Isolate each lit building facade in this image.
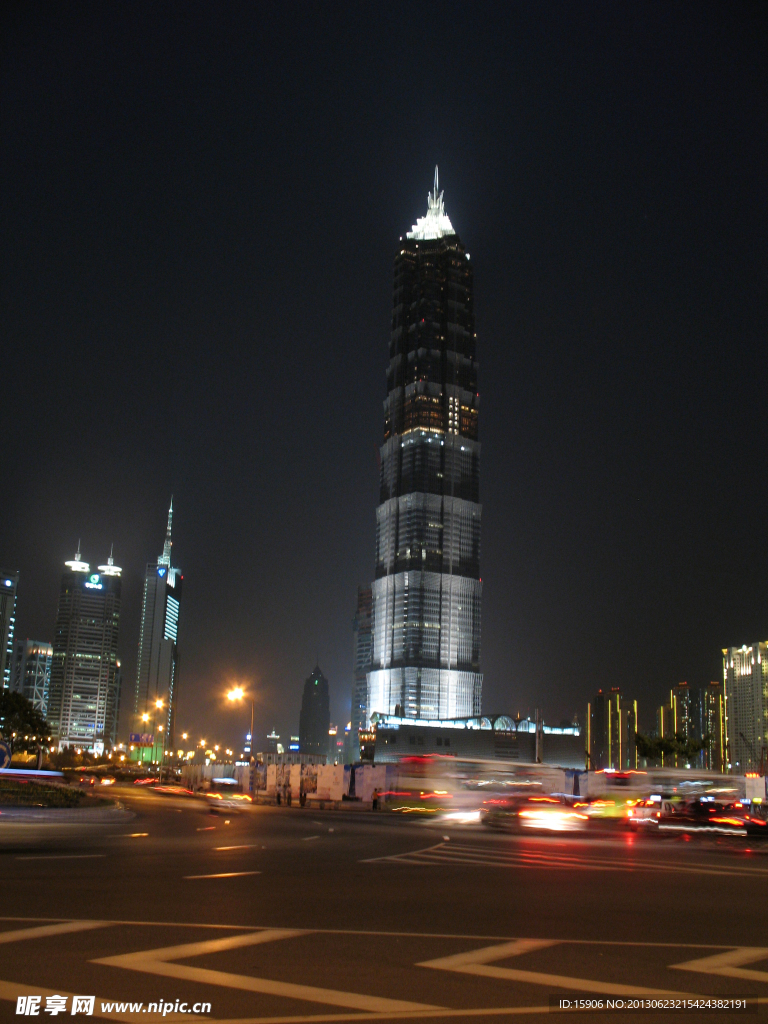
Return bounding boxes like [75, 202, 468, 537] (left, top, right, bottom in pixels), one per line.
[587, 689, 638, 770]
[11, 639, 52, 716]
[367, 169, 482, 723]
[299, 665, 330, 756]
[0, 570, 19, 690]
[370, 713, 583, 768]
[723, 643, 768, 772]
[48, 547, 122, 752]
[134, 500, 182, 750]
[656, 682, 694, 768]
[699, 680, 726, 772]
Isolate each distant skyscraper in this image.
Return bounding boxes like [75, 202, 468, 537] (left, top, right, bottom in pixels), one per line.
[366, 169, 482, 723]
[656, 683, 694, 768]
[48, 547, 122, 752]
[699, 680, 726, 772]
[299, 665, 330, 757]
[134, 499, 182, 749]
[587, 688, 637, 770]
[12, 639, 52, 716]
[350, 585, 372, 757]
[723, 643, 768, 772]
[0, 570, 19, 690]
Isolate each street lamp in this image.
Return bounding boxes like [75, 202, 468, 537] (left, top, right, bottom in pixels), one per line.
[227, 686, 254, 764]
[155, 699, 167, 779]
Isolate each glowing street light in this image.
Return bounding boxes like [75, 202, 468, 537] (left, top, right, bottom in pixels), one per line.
[227, 686, 254, 764]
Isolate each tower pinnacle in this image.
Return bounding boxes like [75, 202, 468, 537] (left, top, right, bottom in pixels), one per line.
[159, 497, 173, 567]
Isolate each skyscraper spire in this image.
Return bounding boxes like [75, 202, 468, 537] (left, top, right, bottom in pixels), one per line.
[160, 497, 173, 566]
[407, 165, 454, 240]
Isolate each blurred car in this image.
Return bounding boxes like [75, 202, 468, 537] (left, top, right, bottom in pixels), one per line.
[205, 778, 251, 813]
[626, 795, 663, 828]
[481, 794, 588, 832]
[656, 796, 768, 838]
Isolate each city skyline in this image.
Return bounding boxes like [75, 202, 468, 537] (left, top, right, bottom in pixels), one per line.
[2, 5, 766, 749]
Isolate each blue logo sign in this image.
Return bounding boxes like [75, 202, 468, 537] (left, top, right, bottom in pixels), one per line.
[157, 568, 166, 577]
[0, 740, 11, 768]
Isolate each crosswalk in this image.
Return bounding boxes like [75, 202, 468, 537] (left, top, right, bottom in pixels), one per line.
[365, 840, 768, 878]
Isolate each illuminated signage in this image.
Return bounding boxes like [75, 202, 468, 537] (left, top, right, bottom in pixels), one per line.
[85, 574, 103, 590]
[157, 567, 166, 577]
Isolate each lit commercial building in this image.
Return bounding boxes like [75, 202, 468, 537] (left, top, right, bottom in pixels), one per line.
[587, 689, 638, 770]
[723, 643, 768, 772]
[134, 500, 182, 751]
[48, 547, 122, 752]
[369, 713, 583, 768]
[0, 570, 19, 690]
[656, 682, 694, 768]
[299, 665, 330, 756]
[699, 680, 726, 772]
[11, 640, 52, 716]
[350, 585, 372, 759]
[367, 169, 482, 723]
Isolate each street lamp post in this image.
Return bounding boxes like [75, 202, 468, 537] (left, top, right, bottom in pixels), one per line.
[155, 699, 166, 781]
[227, 686, 254, 765]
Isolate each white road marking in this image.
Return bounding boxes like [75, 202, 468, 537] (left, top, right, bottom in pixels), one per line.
[184, 871, 261, 879]
[0, 920, 107, 943]
[93, 929, 444, 1013]
[16, 853, 106, 860]
[302, 835, 319, 841]
[365, 841, 768, 878]
[419, 939, 697, 998]
[672, 946, 768, 983]
[215, 844, 260, 850]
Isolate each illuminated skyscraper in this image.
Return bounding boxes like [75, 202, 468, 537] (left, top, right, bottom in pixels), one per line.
[723, 642, 768, 772]
[48, 547, 122, 752]
[0, 570, 19, 690]
[366, 169, 482, 722]
[134, 500, 182, 752]
[587, 688, 638, 770]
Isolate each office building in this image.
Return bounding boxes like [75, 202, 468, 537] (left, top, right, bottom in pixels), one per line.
[11, 639, 52, 716]
[0, 571, 19, 690]
[48, 547, 122, 752]
[699, 680, 726, 772]
[370, 713, 583, 768]
[350, 585, 372, 759]
[723, 643, 768, 772]
[299, 665, 330, 756]
[587, 688, 638, 770]
[134, 500, 182, 749]
[367, 169, 482, 723]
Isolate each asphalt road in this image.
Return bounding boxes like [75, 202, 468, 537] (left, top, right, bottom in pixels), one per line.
[2, 787, 767, 1023]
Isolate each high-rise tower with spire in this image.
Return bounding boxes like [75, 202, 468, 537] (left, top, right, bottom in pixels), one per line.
[133, 499, 183, 757]
[365, 169, 482, 722]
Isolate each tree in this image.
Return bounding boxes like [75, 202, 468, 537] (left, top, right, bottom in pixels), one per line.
[636, 731, 711, 765]
[0, 691, 51, 755]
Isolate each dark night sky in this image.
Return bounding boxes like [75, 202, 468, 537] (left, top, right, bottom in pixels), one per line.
[2, 1, 766, 749]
